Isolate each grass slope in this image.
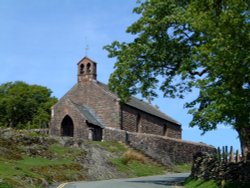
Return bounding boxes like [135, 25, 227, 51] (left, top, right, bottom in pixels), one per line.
[1, 130, 183, 188]
[184, 178, 250, 188]
[0, 140, 86, 188]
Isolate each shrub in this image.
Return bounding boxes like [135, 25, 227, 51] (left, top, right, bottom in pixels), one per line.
[122, 149, 146, 164]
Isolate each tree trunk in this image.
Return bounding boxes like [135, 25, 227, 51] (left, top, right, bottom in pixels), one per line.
[237, 127, 250, 162]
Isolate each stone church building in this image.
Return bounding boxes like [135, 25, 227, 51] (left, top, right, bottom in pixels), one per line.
[50, 57, 182, 141]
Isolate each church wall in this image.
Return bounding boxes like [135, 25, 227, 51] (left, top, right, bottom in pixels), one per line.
[50, 99, 89, 139]
[66, 82, 121, 129]
[50, 57, 182, 140]
[121, 105, 181, 139]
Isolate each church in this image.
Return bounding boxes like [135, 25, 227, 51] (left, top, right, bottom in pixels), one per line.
[50, 57, 182, 141]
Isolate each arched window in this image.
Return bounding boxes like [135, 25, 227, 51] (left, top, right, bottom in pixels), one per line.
[61, 115, 74, 137]
[87, 63, 91, 73]
[80, 64, 84, 74]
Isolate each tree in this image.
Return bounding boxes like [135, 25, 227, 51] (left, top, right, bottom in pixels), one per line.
[0, 81, 57, 129]
[104, 0, 250, 159]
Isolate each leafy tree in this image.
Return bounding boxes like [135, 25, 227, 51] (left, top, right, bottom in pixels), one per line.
[105, 0, 250, 159]
[0, 81, 57, 129]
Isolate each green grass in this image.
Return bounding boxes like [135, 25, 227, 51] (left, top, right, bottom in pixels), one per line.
[112, 157, 166, 177]
[0, 182, 13, 188]
[94, 141, 191, 177]
[185, 178, 219, 188]
[49, 143, 71, 155]
[17, 156, 71, 166]
[0, 130, 191, 187]
[170, 163, 192, 173]
[91, 141, 167, 177]
[0, 140, 86, 187]
[48, 143, 85, 160]
[184, 178, 250, 188]
[90, 141, 127, 154]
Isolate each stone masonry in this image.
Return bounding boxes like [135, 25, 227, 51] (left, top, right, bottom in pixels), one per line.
[103, 127, 215, 165]
[50, 56, 182, 140]
[50, 56, 215, 164]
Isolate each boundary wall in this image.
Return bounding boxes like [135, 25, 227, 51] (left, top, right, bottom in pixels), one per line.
[103, 127, 216, 165]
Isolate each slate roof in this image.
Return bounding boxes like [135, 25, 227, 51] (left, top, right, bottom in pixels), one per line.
[71, 101, 104, 128]
[97, 82, 181, 125]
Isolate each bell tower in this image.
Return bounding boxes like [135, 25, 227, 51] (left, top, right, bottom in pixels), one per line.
[77, 57, 97, 82]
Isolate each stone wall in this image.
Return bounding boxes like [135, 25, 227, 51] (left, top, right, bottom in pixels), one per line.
[50, 80, 182, 140]
[191, 152, 250, 183]
[50, 99, 88, 138]
[50, 81, 122, 138]
[121, 105, 181, 139]
[103, 128, 215, 165]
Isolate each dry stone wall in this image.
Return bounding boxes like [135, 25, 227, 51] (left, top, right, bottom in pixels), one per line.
[191, 152, 250, 183]
[103, 128, 216, 165]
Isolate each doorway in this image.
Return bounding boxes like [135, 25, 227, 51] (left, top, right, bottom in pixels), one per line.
[61, 115, 74, 137]
[88, 123, 103, 141]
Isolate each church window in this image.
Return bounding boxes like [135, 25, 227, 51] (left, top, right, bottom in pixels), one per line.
[80, 64, 84, 74]
[163, 125, 168, 136]
[87, 63, 91, 73]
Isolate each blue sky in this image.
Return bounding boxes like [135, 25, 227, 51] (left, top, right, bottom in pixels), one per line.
[0, 0, 240, 151]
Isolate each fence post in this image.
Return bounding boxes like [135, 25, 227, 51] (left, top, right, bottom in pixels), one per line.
[236, 149, 240, 163]
[222, 146, 225, 162]
[229, 146, 234, 163]
[217, 147, 221, 161]
[225, 146, 228, 163]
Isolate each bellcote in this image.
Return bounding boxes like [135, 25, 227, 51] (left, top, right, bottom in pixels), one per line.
[77, 57, 97, 82]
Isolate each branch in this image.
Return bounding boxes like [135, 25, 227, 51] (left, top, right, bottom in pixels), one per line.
[189, 69, 208, 76]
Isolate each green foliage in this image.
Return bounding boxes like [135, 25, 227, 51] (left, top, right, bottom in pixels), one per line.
[0, 81, 57, 129]
[105, 0, 250, 151]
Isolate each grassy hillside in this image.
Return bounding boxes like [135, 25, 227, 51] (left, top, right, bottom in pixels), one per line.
[0, 128, 176, 188]
[0, 130, 86, 188]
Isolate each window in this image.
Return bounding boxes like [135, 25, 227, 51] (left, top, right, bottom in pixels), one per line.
[87, 63, 91, 73]
[163, 125, 168, 136]
[136, 114, 141, 132]
[80, 64, 84, 74]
